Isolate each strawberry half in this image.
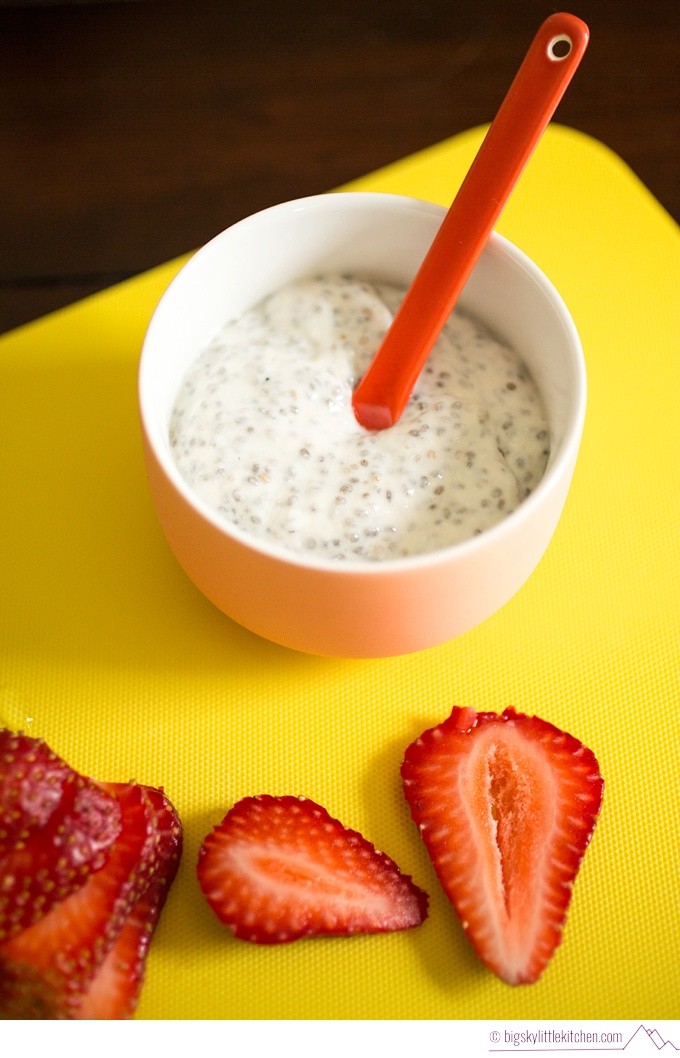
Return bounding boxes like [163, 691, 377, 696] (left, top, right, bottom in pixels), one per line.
[0, 730, 122, 939]
[197, 794, 428, 944]
[401, 707, 603, 985]
[0, 779, 182, 1019]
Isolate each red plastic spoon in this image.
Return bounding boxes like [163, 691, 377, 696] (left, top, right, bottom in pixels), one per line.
[352, 12, 589, 431]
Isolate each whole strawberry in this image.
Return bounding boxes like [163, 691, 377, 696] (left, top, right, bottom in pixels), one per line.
[401, 706, 603, 985]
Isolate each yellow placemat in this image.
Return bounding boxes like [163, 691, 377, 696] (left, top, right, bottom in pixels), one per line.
[1, 125, 678, 1020]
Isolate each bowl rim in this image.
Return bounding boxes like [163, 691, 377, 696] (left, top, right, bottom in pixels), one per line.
[138, 191, 587, 576]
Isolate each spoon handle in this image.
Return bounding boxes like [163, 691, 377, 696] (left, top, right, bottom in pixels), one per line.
[353, 12, 589, 430]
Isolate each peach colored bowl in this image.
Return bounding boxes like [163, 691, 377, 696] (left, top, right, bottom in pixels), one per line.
[138, 192, 586, 658]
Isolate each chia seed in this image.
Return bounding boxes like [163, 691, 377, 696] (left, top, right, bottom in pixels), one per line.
[169, 273, 550, 561]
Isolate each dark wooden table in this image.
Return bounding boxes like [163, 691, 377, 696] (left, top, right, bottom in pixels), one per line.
[1, 0, 677, 336]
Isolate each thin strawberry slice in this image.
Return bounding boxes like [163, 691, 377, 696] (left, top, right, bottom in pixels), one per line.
[197, 794, 428, 944]
[401, 707, 603, 985]
[0, 782, 163, 1018]
[0, 731, 122, 938]
[0, 783, 121, 938]
[0, 731, 74, 843]
[74, 786, 182, 1020]
[72, 873, 166, 1019]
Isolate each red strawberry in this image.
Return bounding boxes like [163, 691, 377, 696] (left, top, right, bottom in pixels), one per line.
[0, 731, 74, 842]
[197, 794, 428, 944]
[73, 873, 166, 1019]
[0, 730, 122, 939]
[401, 707, 603, 985]
[74, 786, 182, 1020]
[0, 780, 182, 1019]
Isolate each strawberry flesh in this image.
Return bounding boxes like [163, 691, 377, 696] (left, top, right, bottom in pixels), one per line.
[0, 731, 122, 938]
[401, 707, 603, 985]
[0, 782, 155, 1016]
[0, 736, 184, 1015]
[1, 775, 122, 938]
[197, 794, 428, 944]
[0, 731, 121, 918]
[75, 786, 182, 1019]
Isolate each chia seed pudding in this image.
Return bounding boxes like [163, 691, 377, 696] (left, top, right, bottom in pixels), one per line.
[168, 273, 550, 561]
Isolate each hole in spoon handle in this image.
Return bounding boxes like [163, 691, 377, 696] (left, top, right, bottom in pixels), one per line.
[548, 34, 574, 60]
[352, 12, 589, 431]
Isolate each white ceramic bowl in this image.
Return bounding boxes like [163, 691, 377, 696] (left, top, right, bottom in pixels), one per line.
[139, 192, 586, 657]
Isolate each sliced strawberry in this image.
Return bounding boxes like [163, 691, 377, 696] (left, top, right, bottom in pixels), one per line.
[72, 874, 165, 1019]
[0, 782, 169, 1018]
[0, 782, 122, 939]
[0, 730, 74, 843]
[401, 707, 603, 985]
[197, 794, 428, 944]
[74, 786, 182, 1020]
[0, 731, 122, 938]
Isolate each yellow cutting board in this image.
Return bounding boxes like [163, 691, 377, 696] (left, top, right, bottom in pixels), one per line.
[1, 125, 678, 1020]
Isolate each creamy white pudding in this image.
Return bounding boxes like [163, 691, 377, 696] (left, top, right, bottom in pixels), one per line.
[169, 273, 549, 561]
